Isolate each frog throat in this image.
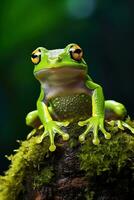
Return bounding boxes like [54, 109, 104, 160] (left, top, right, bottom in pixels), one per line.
[34, 67, 87, 84]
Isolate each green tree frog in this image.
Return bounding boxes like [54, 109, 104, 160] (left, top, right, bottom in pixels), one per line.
[26, 43, 134, 151]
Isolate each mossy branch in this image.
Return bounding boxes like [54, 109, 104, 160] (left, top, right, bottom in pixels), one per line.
[0, 133, 49, 200]
[0, 121, 134, 199]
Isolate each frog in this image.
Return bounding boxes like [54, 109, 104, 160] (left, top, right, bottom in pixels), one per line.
[26, 43, 134, 152]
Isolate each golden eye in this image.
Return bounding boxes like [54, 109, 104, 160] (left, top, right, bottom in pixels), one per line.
[69, 44, 83, 61]
[31, 49, 41, 65]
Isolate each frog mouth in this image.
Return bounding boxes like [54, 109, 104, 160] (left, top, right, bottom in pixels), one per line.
[34, 67, 86, 83]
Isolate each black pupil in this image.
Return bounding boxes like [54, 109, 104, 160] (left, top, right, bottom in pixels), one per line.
[31, 54, 38, 58]
[74, 49, 81, 54]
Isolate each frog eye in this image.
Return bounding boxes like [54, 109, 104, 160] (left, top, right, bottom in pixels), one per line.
[31, 49, 41, 65]
[69, 44, 83, 61]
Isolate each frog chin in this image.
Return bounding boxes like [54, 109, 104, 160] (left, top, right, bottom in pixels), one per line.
[34, 67, 86, 84]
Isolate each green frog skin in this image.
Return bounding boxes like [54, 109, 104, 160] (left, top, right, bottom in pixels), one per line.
[26, 43, 134, 151]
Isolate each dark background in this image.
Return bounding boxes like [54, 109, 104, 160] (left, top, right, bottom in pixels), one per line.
[0, 0, 134, 174]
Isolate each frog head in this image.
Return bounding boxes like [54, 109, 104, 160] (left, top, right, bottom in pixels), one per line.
[31, 43, 88, 82]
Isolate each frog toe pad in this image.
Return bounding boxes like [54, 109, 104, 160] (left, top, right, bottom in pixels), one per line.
[78, 116, 111, 145]
[109, 120, 134, 133]
[37, 120, 70, 152]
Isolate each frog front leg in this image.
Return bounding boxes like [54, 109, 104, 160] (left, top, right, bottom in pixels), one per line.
[78, 78, 111, 145]
[36, 88, 70, 151]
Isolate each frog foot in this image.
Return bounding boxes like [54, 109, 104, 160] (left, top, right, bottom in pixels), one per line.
[37, 120, 70, 152]
[108, 120, 134, 133]
[78, 116, 111, 145]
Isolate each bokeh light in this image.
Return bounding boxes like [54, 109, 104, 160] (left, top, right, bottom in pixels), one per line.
[66, 0, 96, 18]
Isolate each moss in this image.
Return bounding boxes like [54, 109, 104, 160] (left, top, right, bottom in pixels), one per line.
[79, 128, 134, 198]
[85, 191, 95, 200]
[1, 120, 134, 200]
[79, 131, 134, 177]
[33, 166, 54, 189]
[0, 132, 49, 200]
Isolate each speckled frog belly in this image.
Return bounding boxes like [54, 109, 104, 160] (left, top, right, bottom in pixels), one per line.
[49, 93, 92, 122]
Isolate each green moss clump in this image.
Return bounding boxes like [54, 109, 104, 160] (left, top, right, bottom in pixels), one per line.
[79, 130, 134, 199]
[79, 131, 134, 177]
[85, 191, 95, 200]
[33, 167, 54, 189]
[0, 133, 49, 200]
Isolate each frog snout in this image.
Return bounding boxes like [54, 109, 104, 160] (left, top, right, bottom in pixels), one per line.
[47, 56, 62, 64]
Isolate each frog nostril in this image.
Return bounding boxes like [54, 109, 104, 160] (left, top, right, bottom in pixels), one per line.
[57, 56, 62, 61]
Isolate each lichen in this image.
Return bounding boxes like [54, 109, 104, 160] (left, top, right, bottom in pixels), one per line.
[0, 132, 49, 200]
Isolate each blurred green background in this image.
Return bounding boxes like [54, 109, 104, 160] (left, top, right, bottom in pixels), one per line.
[0, 0, 134, 173]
